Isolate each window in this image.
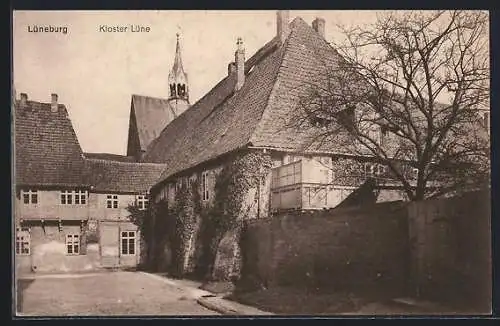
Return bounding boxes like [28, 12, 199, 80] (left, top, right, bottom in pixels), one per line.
[66, 234, 80, 255]
[106, 195, 118, 208]
[169, 84, 176, 97]
[380, 125, 388, 145]
[376, 164, 386, 176]
[202, 171, 210, 201]
[16, 227, 30, 255]
[364, 163, 376, 176]
[60, 190, 87, 205]
[178, 84, 186, 97]
[310, 116, 333, 128]
[136, 195, 149, 210]
[272, 161, 302, 189]
[121, 231, 136, 255]
[175, 180, 181, 193]
[482, 112, 490, 134]
[22, 189, 38, 205]
[74, 190, 87, 205]
[338, 106, 356, 130]
[483, 112, 489, 127]
[61, 191, 72, 204]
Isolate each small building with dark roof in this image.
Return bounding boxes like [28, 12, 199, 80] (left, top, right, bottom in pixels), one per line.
[14, 93, 166, 273]
[84, 158, 166, 268]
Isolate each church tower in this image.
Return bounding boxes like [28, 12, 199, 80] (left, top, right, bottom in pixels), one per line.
[168, 33, 190, 116]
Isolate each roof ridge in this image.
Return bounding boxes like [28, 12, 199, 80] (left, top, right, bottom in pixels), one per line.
[150, 74, 236, 148]
[85, 158, 166, 166]
[132, 93, 169, 101]
[151, 37, 282, 147]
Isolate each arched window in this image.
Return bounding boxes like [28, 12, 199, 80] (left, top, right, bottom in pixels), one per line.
[177, 84, 186, 97]
[169, 84, 176, 97]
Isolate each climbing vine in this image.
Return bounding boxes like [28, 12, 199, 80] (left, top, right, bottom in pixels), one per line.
[169, 180, 201, 277]
[147, 151, 273, 280]
[126, 202, 152, 269]
[199, 151, 273, 280]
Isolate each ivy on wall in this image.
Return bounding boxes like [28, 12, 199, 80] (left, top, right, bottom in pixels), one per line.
[148, 150, 273, 281]
[126, 203, 151, 269]
[199, 151, 273, 280]
[169, 181, 201, 277]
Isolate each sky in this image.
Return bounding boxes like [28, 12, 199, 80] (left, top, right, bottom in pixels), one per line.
[12, 10, 389, 154]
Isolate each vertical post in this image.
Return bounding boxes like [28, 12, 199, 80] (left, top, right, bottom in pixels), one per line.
[118, 224, 121, 268]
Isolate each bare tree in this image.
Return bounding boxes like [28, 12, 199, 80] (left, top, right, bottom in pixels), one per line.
[292, 10, 490, 201]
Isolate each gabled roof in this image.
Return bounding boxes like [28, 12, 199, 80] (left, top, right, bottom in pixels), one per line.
[14, 99, 88, 187]
[249, 18, 346, 152]
[127, 94, 178, 153]
[84, 158, 166, 193]
[143, 17, 345, 185]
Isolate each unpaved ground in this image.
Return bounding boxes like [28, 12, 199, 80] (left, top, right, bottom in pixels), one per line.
[16, 271, 219, 316]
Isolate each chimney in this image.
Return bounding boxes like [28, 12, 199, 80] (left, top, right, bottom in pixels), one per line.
[234, 38, 245, 91]
[20, 93, 28, 108]
[312, 17, 326, 38]
[228, 62, 236, 76]
[277, 10, 290, 44]
[51, 93, 58, 112]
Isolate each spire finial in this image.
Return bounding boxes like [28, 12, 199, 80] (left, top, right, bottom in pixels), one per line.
[168, 30, 189, 103]
[236, 37, 244, 51]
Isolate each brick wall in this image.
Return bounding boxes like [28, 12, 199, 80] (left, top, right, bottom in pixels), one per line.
[240, 201, 410, 294]
[408, 189, 491, 311]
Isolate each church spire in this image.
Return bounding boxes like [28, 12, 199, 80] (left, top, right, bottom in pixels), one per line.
[168, 33, 189, 103]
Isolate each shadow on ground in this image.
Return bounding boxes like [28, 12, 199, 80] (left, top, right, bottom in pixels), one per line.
[227, 286, 451, 315]
[16, 279, 35, 314]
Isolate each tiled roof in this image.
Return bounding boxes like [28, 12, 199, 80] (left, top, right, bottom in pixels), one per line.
[143, 17, 344, 185]
[14, 100, 88, 187]
[128, 94, 178, 153]
[249, 18, 346, 152]
[84, 152, 137, 162]
[84, 158, 166, 193]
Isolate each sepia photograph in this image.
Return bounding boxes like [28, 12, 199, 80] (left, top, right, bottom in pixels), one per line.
[12, 9, 491, 317]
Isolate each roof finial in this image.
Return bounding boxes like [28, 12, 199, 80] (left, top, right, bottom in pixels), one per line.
[236, 37, 244, 51]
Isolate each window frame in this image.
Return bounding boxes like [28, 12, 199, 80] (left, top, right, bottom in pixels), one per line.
[65, 233, 80, 255]
[364, 163, 376, 176]
[60, 190, 87, 205]
[120, 231, 136, 256]
[22, 189, 38, 205]
[201, 171, 210, 201]
[74, 190, 87, 205]
[106, 194, 119, 209]
[136, 194, 149, 210]
[60, 190, 72, 205]
[16, 227, 31, 255]
[375, 164, 387, 176]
